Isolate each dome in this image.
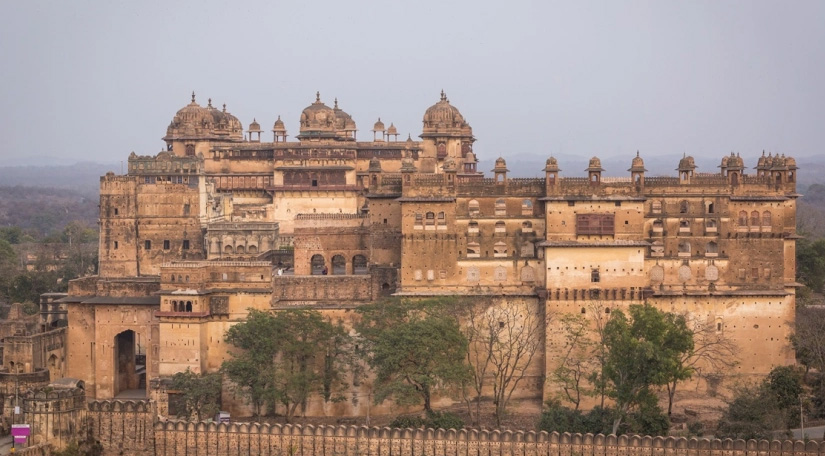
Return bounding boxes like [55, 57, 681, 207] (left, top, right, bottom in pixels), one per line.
[272, 115, 286, 133]
[677, 155, 696, 171]
[720, 156, 729, 168]
[544, 156, 560, 172]
[164, 92, 244, 142]
[628, 151, 647, 172]
[495, 157, 507, 167]
[372, 118, 386, 132]
[298, 92, 336, 138]
[771, 154, 788, 171]
[585, 156, 604, 172]
[421, 90, 473, 139]
[248, 118, 261, 132]
[368, 157, 382, 172]
[464, 151, 477, 164]
[756, 151, 769, 169]
[332, 98, 357, 134]
[387, 123, 398, 136]
[785, 155, 797, 169]
[725, 152, 744, 170]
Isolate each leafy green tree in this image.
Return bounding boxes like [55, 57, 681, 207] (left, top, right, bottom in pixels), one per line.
[716, 382, 786, 440]
[551, 313, 597, 410]
[797, 239, 825, 293]
[355, 298, 471, 413]
[170, 368, 222, 421]
[222, 309, 352, 421]
[793, 306, 825, 374]
[596, 304, 693, 434]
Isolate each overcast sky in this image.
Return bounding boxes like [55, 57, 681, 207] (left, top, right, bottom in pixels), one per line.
[1, 1, 823, 170]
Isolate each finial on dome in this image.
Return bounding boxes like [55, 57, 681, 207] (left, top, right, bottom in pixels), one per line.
[207, 98, 212, 108]
[440, 90, 446, 101]
[223, 103, 227, 112]
[636, 150, 640, 157]
[316, 91, 320, 102]
[191, 91, 196, 102]
[334, 98, 338, 109]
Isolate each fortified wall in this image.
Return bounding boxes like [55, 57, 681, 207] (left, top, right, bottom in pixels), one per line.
[149, 422, 825, 456]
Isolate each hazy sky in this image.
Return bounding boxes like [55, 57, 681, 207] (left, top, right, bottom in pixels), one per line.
[1, 1, 823, 169]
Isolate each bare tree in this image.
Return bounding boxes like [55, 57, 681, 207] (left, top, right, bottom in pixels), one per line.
[664, 316, 739, 416]
[459, 299, 494, 425]
[551, 313, 596, 410]
[791, 306, 825, 374]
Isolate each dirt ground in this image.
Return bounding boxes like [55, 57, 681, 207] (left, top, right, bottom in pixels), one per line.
[238, 392, 727, 435]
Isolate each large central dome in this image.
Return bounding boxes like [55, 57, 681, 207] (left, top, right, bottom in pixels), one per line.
[421, 90, 473, 139]
[297, 92, 357, 141]
[164, 93, 243, 142]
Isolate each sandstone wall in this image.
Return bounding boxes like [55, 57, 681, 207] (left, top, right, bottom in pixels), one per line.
[150, 422, 825, 456]
[87, 399, 155, 456]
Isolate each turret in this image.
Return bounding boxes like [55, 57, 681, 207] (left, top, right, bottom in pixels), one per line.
[544, 156, 560, 193]
[586, 157, 603, 186]
[628, 151, 647, 191]
[677, 154, 696, 184]
[493, 157, 508, 185]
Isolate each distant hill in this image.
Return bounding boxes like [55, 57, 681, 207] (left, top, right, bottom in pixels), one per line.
[0, 162, 118, 197]
[0, 186, 99, 237]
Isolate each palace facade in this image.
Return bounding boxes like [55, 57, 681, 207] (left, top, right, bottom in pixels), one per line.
[59, 91, 799, 416]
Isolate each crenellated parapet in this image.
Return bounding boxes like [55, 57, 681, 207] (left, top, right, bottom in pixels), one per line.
[149, 422, 825, 456]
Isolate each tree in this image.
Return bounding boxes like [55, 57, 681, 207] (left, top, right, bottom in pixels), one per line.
[797, 238, 825, 293]
[355, 298, 471, 413]
[663, 317, 739, 416]
[597, 304, 693, 434]
[792, 306, 825, 373]
[222, 309, 352, 421]
[551, 313, 597, 410]
[170, 368, 222, 421]
[716, 366, 803, 440]
[459, 299, 543, 426]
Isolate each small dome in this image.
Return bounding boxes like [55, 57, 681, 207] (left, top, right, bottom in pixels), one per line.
[544, 156, 560, 172]
[421, 90, 473, 139]
[332, 98, 357, 133]
[771, 154, 788, 170]
[164, 92, 243, 142]
[387, 123, 398, 135]
[272, 115, 286, 133]
[756, 151, 768, 169]
[785, 155, 797, 168]
[495, 157, 507, 167]
[464, 151, 477, 163]
[586, 156, 604, 172]
[678, 155, 696, 171]
[248, 118, 261, 132]
[372, 118, 386, 132]
[368, 157, 382, 172]
[725, 152, 744, 170]
[628, 151, 647, 172]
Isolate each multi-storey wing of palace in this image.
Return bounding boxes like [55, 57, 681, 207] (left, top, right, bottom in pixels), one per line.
[57, 91, 798, 415]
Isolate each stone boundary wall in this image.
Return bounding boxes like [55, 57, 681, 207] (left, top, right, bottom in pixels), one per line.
[88, 399, 155, 456]
[151, 423, 825, 456]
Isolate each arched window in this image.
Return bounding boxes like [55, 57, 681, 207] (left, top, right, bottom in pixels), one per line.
[679, 219, 690, 232]
[520, 241, 535, 257]
[437, 212, 446, 226]
[468, 200, 480, 216]
[493, 241, 508, 257]
[738, 211, 748, 227]
[521, 199, 533, 216]
[495, 199, 506, 216]
[236, 245, 245, 254]
[750, 211, 760, 227]
[171, 275, 175, 282]
[706, 219, 717, 229]
[706, 202, 715, 214]
[468, 221, 479, 234]
[706, 241, 718, 256]
[332, 255, 346, 275]
[185, 144, 195, 156]
[522, 221, 533, 233]
[311, 254, 325, 275]
[353, 255, 368, 274]
[185, 301, 192, 312]
[495, 221, 506, 234]
[679, 200, 689, 214]
[224, 245, 234, 254]
[762, 211, 772, 226]
[425, 212, 435, 228]
[414, 213, 423, 228]
[467, 242, 481, 258]
[652, 219, 664, 231]
[678, 241, 691, 256]
[591, 269, 600, 283]
[520, 266, 535, 282]
[171, 300, 178, 312]
[651, 201, 662, 214]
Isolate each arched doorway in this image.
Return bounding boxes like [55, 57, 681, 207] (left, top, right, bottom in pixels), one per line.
[332, 255, 346, 275]
[311, 254, 326, 275]
[352, 255, 368, 275]
[114, 330, 145, 398]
